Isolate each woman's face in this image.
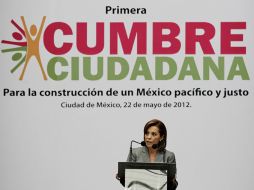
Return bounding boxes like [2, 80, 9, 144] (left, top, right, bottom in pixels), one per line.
[144, 126, 162, 148]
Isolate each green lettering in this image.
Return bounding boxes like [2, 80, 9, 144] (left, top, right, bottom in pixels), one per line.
[47, 57, 68, 81]
[227, 57, 249, 80]
[71, 57, 79, 80]
[155, 57, 177, 80]
[108, 57, 129, 80]
[131, 57, 152, 80]
[83, 57, 103, 80]
[203, 56, 224, 80]
[178, 57, 200, 80]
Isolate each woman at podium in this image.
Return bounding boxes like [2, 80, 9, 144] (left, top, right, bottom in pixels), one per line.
[127, 119, 176, 164]
[125, 119, 178, 189]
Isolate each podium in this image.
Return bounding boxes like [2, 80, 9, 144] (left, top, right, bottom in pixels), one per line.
[118, 162, 177, 190]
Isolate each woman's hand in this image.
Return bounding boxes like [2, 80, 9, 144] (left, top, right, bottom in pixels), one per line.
[115, 173, 120, 180]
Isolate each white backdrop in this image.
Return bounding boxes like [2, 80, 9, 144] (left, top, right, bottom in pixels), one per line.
[0, 1, 254, 190]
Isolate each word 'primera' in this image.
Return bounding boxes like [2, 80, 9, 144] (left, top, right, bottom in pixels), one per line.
[105, 6, 146, 15]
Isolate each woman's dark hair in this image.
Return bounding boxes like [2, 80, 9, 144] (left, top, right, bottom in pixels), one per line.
[144, 119, 167, 152]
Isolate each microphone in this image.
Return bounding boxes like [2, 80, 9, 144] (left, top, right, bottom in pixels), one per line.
[141, 141, 159, 149]
[140, 141, 146, 146]
[129, 140, 146, 162]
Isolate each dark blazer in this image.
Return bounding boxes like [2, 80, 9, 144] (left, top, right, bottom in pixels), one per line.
[127, 146, 176, 163]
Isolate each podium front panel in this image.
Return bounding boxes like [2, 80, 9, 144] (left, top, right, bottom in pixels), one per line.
[118, 162, 176, 190]
[125, 169, 167, 190]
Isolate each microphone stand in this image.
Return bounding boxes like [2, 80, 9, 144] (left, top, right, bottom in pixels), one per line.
[129, 140, 144, 162]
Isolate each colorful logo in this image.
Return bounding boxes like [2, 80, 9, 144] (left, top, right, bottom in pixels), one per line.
[1, 17, 47, 80]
